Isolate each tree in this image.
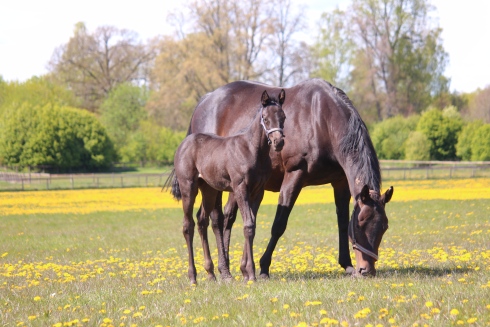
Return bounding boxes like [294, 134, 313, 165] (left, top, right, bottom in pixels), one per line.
[456, 120, 483, 161]
[0, 103, 115, 171]
[48, 23, 155, 112]
[311, 0, 449, 121]
[404, 131, 430, 160]
[370, 115, 419, 159]
[100, 83, 148, 154]
[416, 107, 463, 160]
[148, 0, 305, 130]
[470, 125, 490, 161]
[466, 85, 490, 123]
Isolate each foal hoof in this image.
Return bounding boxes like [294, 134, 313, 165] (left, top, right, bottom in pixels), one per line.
[344, 266, 355, 276]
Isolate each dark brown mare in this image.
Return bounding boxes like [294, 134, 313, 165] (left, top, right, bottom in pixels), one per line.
[167, 78, 393, 278]
[171, 90, 286, 284]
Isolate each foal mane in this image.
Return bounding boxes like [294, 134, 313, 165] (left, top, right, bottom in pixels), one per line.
[330, 84, 381, 192]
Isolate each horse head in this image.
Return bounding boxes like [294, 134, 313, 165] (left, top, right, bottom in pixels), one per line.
[348, 185, 394, 277]
[260, 89, 286, 152]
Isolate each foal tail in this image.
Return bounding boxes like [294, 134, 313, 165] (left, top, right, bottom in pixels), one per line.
[163, 169, 182, 201]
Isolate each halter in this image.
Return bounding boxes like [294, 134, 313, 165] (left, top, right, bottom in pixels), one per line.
[348, 194, 380, 261]
[260, 104, 284, 145]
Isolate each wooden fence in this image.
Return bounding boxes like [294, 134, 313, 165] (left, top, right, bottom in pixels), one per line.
[1, 161, 490, 191]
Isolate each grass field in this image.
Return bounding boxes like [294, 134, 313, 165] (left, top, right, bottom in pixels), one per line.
[1, 179, 489, 326]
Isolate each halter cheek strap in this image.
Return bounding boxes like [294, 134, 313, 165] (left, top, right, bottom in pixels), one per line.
[349, 201, 379, 261]
[260, 106, 284, 145]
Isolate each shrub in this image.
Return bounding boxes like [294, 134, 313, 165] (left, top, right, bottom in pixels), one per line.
[404, 131, 431, 160]
[470, 125, 490, 161]
[371, 115, 419, 159]
[456, 120, 484, 161]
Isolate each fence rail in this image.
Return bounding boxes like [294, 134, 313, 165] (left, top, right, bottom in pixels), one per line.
[1, 161, 490, 191]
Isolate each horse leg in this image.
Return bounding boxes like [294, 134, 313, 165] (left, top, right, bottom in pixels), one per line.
[179, 178, 199, 284]
[259, 170, 304, 279]
[207, 190, 233, 281]
[197, 182, 219, 281]
[332, 180, 354, 274]
[223, 193, 239, 268]
[233, 185, 256, 282]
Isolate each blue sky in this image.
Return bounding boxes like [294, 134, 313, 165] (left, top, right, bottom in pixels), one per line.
[1, 0, 489, 93]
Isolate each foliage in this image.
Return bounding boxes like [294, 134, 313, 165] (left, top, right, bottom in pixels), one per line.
[148, 0, 306, 130]
[471, 124, 490, 161]
[404, 131, 430, 160]
[48, 22, 155, 112]
[456, 120, 484, 161]
[119, 121, 186, 165]
[416, 107, 463, 160]
[310, 0, 449, 122]
[100, 83, 148, 153]
[370, 115, 419, 159]
[0, 103, 115, 170]
[466, 85, 490, 123]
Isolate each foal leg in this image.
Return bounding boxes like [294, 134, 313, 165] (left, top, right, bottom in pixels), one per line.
[234, 185, 257, 282]
[223, 193, 239, 268]
[179, 178, 199, 284]
[197, 182, 219, 281]
[332, 180, 354, 274]
[208, 192, 233, 280]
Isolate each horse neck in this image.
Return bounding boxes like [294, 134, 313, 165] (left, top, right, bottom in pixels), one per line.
[246, 108, 269, 157]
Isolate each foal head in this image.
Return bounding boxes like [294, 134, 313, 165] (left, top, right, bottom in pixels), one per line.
[260, 89, 286, 152]
[348, 185, 393, 277]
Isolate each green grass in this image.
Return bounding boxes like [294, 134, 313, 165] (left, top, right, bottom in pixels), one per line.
[1, 200, 489, 326]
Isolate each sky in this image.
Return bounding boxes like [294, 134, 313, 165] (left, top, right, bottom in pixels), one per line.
[1, 0, 489, 93]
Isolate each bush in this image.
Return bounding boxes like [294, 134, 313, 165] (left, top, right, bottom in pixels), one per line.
[371, 115, 419, 159]
[456, 120, 484, 161]
[416, 106, 463, 160]
[404, 131, 431, 160]
[0, 103, 115, 171]
[471, 125, 490, 161]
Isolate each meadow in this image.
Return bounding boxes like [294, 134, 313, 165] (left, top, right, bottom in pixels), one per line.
[1, 179, 489, 326]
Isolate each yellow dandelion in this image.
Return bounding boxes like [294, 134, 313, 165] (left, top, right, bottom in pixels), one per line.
[283, 304, 290, 309]
[270, 297, 278, 303]
[467, 318, 477, 324]
[33, 296, 41, 301]
[425, 301, 433, 308]
[132, 312, 142, 318]
[27, 316, 36, 321]
[450, 309, 459, 316]
[123, 309, 131, 314]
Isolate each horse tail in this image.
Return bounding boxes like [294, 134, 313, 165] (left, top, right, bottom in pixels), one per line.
[163, 169, 182, 200]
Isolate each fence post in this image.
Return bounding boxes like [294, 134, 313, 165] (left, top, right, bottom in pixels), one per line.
[21, 178, 24, 191]
[71, 175, 74, 189]
[46, 178, 49, 190]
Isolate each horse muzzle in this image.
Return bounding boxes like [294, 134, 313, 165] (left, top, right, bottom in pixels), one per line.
[353, 248, 377, 277]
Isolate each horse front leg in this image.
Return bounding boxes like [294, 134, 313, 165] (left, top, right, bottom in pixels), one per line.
[196, 201, 216, 281]
[332, 180, 354, 274]
[259, 169, 304, 279]
[234, 185, 257, 282]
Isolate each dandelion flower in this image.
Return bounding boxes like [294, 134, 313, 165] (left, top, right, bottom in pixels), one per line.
[450, 309, 459, 316]
[425, 301, 433, 308]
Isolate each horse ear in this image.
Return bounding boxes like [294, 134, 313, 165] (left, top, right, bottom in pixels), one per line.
[382, 186, 394, 204]
[359, 185, 370, 204]
[261, 90, 270, 106]
[279, 89, 286, 105]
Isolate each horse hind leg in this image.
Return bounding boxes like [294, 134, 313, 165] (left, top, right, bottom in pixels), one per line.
[179, 178, 199, 284]
[223, 193, 239, 270]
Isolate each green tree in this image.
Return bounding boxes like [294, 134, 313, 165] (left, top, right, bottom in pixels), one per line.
[404, 131, 430, 160]
[456, 120, 484, 161]
[0, 103, 115, 170]
[100, 83, 148, 155]
[371, 115, 419, 159]
[416, 106, 463, 160]
[470, 125, 490, 161]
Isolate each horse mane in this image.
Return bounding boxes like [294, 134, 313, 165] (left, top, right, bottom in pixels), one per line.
[332, 84, 381, 192]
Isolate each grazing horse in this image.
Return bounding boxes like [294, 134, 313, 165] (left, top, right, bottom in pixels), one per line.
[167, 79, 393, 278]
[171, 90, 286, 284]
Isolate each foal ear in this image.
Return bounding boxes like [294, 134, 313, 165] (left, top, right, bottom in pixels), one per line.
[359, 185, 370, 204]
[261, 90, 270, 106]
[278, 89, 286, 105]
[382, 186, 394, 204]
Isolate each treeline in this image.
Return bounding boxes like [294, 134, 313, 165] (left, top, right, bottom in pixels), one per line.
[371, 107, 490, 161]
[1, 0, 489, 171]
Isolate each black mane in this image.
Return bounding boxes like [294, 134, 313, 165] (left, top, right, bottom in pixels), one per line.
[333, 85, 381, 192]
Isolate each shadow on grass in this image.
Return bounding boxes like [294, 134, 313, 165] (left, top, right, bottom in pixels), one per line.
[268, 266, 473, 281]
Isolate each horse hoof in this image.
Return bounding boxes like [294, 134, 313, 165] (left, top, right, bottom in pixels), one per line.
[207, 275, 217, 282]
[221, 274, 233, 282]
[344, 266, 355, 275]
[259, 273, 270, 279]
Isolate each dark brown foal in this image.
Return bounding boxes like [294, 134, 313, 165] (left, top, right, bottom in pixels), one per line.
[172, 89, 286, 284]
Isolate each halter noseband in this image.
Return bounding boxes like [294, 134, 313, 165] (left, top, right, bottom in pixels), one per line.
[260, 104, 284, 145]
[348, 193, 380, 261]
